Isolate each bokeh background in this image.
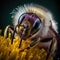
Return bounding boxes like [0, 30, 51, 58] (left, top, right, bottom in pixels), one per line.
[0, 0, 60, 60]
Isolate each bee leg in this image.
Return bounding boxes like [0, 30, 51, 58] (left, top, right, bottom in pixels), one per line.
[19, 37, 53, 52]
[48, 27, 59, 60]
[49, 26, 59, 40]
[4, 25, 13, 38]
[11, 29, 15, 44]
[4, 25, 18, 44]
[28, 38, 40, 47]
[19, 37, 53, 53]
[28, 37, 53, 49]
[46, 39, 54, 60]
[39, 26, 58, 60]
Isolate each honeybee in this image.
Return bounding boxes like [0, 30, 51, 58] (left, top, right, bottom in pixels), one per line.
[4, 4, 59, 60]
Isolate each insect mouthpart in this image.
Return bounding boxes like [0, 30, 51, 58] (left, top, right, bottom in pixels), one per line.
[18, 23, 31, 48]
[18, 24, 28, 38]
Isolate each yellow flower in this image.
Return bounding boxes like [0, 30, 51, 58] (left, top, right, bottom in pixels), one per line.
[0, 33, 53, 60]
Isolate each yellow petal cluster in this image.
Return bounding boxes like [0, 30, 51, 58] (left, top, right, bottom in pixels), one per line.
[0, 30, 53, 60]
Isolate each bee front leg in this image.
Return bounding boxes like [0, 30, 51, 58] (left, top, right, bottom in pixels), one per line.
[4, 25, 13, 38]
[4, 25, 17, 44]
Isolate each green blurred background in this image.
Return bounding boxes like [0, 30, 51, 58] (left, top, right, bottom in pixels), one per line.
[0, 0, 60, 59]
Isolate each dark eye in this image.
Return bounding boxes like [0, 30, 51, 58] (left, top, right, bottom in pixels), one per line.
[33, 19, 41, 29]
[31, 18, 42, 34]
[18, 13, 27, 24]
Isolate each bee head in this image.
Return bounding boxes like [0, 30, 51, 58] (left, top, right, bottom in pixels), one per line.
[17, 13, 42, 39]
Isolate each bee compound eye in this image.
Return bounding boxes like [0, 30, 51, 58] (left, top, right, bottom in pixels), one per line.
[18, 13, 27, 24]
[31, 18, 42, 34]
